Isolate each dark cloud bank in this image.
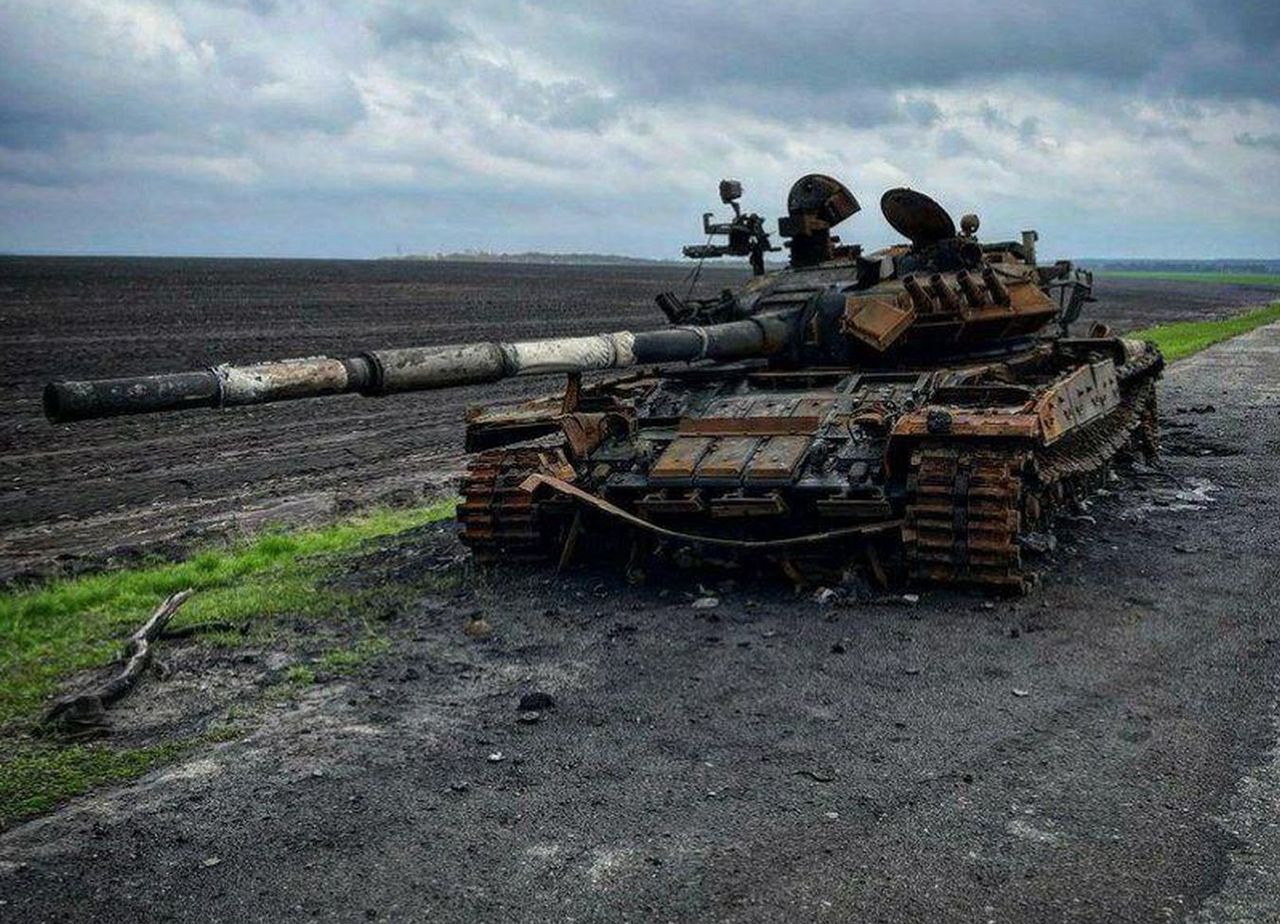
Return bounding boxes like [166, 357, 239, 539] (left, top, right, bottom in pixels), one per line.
[1, 1, 1277, 258]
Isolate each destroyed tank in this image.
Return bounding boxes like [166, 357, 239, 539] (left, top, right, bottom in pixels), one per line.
[44, 175, 1163, 590]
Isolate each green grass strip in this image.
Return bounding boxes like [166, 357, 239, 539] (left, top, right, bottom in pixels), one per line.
[0, 740, 194, 828]
[1131, 301, 1280, 363]
[1099, 271, 1280, 287]
[0, 499, 456, 728]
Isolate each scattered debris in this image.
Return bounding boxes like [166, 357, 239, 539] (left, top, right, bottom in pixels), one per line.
[463, 613, 493, 639]
[1006, 818, 1061, 845]
[1174, 479, 1220, 505]
[519, 691, 555, 712]
[1123, 477, 1220, 519]
[42, 589, 195, 734]
[1161, 432, 1241, 458]
[796, 768, 837, 783]
[812, 587, 841, 606]
[1019, 532, 1057, 554]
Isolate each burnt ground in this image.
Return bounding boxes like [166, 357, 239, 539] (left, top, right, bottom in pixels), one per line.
[2, 257, 1278, 583]
[1, 262, 1279, 921]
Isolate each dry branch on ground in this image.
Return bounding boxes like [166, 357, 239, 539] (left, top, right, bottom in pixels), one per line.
[41, 589, 194, 734]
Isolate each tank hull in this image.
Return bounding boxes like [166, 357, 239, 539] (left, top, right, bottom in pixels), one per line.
[458, 338, 1163, 591]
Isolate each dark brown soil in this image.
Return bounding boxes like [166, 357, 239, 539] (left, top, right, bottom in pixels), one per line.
[2, 257, 1276, 582]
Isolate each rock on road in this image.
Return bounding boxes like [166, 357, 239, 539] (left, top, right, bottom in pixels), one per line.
[2, 328, 1280, 923]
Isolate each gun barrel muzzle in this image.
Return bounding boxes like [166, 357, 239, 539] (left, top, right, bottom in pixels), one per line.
[43, 357, 372, 423]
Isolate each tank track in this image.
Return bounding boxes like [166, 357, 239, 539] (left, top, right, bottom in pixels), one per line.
[902, 448, 1030, 589]
[458, 448, 555, 561]
[902, 371, 1160, 591]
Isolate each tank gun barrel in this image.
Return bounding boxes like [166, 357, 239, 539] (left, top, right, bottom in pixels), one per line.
[44, 314, 792, 424]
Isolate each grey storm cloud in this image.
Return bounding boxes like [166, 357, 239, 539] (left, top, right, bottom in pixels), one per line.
[366, 4, 460, 49]
[1236, 132, 1280, 152]
[0, 4, 366, 150]
[0, 0, 1277, 258]
[458, 0, 1280, 108]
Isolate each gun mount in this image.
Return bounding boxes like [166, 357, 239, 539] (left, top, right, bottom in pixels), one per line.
[681, 179, 778, 275]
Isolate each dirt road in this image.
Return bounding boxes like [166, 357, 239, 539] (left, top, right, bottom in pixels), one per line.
[2, 258, 1277, 583]
[2, 320, 1278, 922]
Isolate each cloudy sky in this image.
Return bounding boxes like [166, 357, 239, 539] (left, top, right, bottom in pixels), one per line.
[1, 1, 1277, 259]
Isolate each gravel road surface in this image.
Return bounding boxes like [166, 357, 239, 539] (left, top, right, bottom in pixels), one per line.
[2, 319, 1278, 922]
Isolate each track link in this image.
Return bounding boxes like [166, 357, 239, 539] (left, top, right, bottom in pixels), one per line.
[458, 448, 555, 561]
[902, 448, 1029, 589]
[902, 364, 1162, 591]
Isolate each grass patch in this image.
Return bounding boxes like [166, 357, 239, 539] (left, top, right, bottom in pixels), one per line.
[0, 740, 195, 828]
[317, 635, 392, 672]
[1132, 301, 1280, 362]
[0, 499, 455, 729]
[0, 498, 457, 829]
[278, 636, 394, 687]
[1100, 271, 1280, 287]
[283, 664, 318, 685]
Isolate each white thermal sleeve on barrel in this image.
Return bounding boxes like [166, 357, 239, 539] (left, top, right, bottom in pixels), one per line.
[505, 332, 636, 375]
[217, 358, 351, 405]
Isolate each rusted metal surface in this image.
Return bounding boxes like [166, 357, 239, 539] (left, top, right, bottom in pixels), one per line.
[841, 295, 916, 351]
[881, 188, 957, 245]
[902, 447, 1028, 589]
[677, 416, 820, 436]
[650, 437, 715, 481]
[458, 447, 573, 560]
[517, 473, 900, 550]
[217, 357, 351, 405]
[694, 437, 761, 480]
[744, 435, 810, 481]
[559, 413, 613, 459]
[891, 409, 1042, 440]
[1034, 360, 1121, 444]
